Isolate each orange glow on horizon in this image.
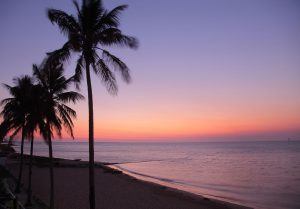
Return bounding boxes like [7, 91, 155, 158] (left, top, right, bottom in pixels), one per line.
[68, 109, 300, 140]
[63, 96, 300, 140]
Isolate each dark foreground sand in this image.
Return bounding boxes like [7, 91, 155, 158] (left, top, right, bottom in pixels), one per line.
[5, 155, 251, 209]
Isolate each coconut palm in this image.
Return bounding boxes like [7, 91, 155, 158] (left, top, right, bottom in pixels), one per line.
[24, 83, 46, 206]
[33, 61, 84, 209]
[46, 1, 138, 208]
[0, 76, 35, 193]
[0, 76, 42, 205]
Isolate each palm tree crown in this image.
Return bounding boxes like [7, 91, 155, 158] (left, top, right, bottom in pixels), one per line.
[1, 76, 35, 136]
[33, 61, 84, 139]
[47, 0, 138, 93]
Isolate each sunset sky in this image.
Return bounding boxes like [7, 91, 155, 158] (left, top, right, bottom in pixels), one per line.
[0, 0, 299, 141]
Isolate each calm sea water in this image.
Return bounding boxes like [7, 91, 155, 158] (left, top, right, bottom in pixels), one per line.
[17, 141, 300, 209]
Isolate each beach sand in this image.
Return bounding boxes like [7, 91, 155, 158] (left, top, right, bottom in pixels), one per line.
[5, 155, 251, 209]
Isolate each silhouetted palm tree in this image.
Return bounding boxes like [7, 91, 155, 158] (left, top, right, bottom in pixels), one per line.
[47, 1, 138, 208]
[33, 61, 83, 209]
[0, 76, 43, 205]
[0, 76, 34, 193]
[24, 83, 46, 206]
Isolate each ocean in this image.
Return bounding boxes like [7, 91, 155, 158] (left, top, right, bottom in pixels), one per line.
[16, 140, 300, 209]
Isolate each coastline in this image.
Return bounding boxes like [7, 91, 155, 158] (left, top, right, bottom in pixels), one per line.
[109, 164, 250, 208]
[3, 153, 251, 209]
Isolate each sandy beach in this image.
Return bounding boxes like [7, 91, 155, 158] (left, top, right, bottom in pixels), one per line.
[4, 154, 251, 209]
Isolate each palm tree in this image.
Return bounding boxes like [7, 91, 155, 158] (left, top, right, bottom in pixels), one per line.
[24, 83, 46, 206]
[0, 76, 41, 205]
[47, 1, 138, 208]
[0, 76, 34, 193]
[33, 61, 84, 209]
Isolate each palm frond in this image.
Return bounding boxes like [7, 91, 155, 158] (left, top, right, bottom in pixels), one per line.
[73, 1, 81, 16]
[32, 64, 49, 89]
[96, 28, 138, 49]
[97, 5, 128, 29]
[0, 98, 14, 106]
[46, 42, 72, 67]
[102, 50, 131, 83]
[47, 9, 80, 36]
[9, 126, 21, 140]
[48, 109, 62, 139]
[72, 55, 85, 89]
[92, 57, 118, 95]
[2, 83, 12, 91]
[57, 104, 75, 138]
[55, 91, 84, 103]
[60, 104, 77, 118]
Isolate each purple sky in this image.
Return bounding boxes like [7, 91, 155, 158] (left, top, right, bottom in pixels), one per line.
[0, 0, 300, 141]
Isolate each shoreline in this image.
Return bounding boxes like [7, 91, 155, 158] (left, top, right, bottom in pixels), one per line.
[3, 153, 251, 209]
[109, 164, 248, 208]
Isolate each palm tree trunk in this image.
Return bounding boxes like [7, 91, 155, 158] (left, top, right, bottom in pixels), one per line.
[48, 125, 55, 209]
[85, 62, 95, 209]
[15, 128, 25, 193]
[25, 134, 34, 206]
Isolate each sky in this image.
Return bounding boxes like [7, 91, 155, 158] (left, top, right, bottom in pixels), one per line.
[0, 0, 299, 141]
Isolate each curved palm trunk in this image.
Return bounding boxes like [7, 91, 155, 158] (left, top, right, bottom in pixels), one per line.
[15, 128, 25, 193]
[25, 134, 34, 206]
[86, 62, 95, 209]
[47, 125, 55, 209]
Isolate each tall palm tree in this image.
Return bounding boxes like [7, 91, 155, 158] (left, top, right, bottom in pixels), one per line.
[0, 76, 34, 193]
[47, 1, 138, 208]
[33, 61, 84, 209]
[24, 83, 46, 206]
